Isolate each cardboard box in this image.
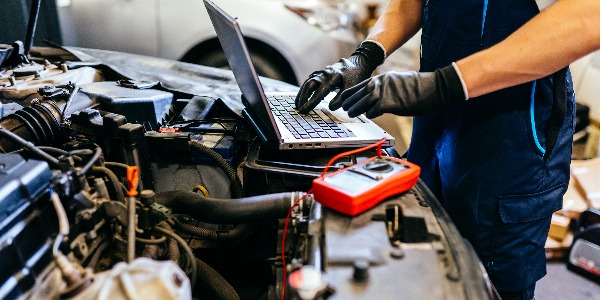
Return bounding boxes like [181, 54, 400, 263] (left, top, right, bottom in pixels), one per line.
[548, 213, 571, 241]
[559, 174, 589, 219]
[545, 233, 573, 261]
[570, 158, 600, 209]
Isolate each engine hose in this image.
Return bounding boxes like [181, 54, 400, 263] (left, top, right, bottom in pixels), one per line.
[188, 140, 243, 198]
[89, 167, 126, 202]
[193, 258, 240, 300]
[155, 191, 302, 224]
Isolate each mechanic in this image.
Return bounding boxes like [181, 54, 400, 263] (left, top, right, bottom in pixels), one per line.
[295, 0, 600, 299]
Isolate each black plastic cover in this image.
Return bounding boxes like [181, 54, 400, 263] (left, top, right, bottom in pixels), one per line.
[77, 81, 174, 130]
[0, 154, 54, 299]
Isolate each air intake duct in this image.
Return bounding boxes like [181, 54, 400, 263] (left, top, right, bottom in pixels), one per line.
[0, 102, 62, 153]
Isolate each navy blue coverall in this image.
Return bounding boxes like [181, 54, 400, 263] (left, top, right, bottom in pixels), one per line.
[407, 1, 576, 298]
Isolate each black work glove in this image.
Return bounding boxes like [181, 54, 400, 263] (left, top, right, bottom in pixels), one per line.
[339, 65, 466, 118]
[295, 41, 385, 114]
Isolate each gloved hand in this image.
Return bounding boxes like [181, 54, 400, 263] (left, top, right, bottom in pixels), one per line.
[295, 41, 385, 114]
[339, 64, 467, 118]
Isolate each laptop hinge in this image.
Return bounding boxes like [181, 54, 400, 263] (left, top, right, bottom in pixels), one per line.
[242, 108, 271, 143]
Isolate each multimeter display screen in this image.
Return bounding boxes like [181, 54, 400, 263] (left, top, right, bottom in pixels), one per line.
[323, 172, 374, 194]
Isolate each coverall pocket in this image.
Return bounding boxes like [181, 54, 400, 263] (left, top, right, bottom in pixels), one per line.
[498, 183, 565, 223]
[487, 183, 566, 290]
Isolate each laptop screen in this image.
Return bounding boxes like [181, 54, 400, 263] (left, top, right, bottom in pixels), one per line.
[204, 0, 280, 139]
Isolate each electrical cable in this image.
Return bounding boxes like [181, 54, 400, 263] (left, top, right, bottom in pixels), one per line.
[280, 138, 387, 300]
[172, 219, 218, 240]
[320, 138, 387, 176]
[168, 236, 180, 264]
[188, 140, 243, 198]
[104, 161, 130, 171]
[280, 190, 311, 300]
[135, 235, 167, 245]
[76, 144, 102, 176]
[50, 188, 90, 294]
[85, 240, 111, 269]
[155, 225, 197, 288]
[50, 190, 70, 256]
[0, 127, 59, 166]
[90, 166, 126, 202]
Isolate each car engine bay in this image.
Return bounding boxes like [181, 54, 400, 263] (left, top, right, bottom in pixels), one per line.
[0, 38, 492, 300]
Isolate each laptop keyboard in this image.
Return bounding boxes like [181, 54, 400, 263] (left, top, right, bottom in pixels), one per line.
[267, 95, 355, 139]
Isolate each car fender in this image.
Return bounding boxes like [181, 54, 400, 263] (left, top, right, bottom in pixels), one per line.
[158, 0, 356, 84]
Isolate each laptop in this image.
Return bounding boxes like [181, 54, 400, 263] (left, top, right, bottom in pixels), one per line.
[204, 0, 394, 150]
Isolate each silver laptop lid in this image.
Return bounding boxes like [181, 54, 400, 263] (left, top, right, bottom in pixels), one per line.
[204, 0, 282, 140]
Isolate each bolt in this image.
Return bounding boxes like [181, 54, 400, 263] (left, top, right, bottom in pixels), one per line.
[84, 231, 97, 241]
[73, 243, 88, 259]
[352, 259, 370, 282]
[8, 76, 16, 86]
[390, 248, 405, 259]
[446, 268, 461, 282]
[173, 273, 184, 287]
[61, 63, 69, 73]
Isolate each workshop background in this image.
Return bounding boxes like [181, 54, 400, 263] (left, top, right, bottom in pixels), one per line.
[2, 0, 599, 298]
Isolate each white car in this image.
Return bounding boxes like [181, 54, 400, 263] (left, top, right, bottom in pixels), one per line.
[57, 0, 371, 85]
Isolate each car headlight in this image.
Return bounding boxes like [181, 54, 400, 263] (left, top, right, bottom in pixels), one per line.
[285, 1, 358, 32]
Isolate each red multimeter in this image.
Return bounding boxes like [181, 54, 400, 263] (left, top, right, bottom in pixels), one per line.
[312, 156, 421, 216]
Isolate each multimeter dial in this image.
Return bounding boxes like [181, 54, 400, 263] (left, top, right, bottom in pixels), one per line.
[313, 156, 421, 216]
[363, 159, 394, 173]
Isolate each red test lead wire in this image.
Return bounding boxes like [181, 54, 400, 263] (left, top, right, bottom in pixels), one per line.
[280, 138, 388, 299]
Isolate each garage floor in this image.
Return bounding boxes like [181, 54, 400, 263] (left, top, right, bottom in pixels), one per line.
[536, 261, 600, 299]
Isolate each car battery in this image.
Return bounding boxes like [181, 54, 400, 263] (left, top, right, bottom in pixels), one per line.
[145, 129, 237, 165]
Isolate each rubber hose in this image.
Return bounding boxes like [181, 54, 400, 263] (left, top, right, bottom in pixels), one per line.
[89, 167, 126, 202]
[188, 140, 243, 198]
[193, 258, 240, 300]
[155, 191, 300, 224]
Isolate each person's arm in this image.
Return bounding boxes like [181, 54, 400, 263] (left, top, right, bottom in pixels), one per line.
[458, 0, 600, 98]
[336, 0, 600, 119]
[295, 0, 422, 113]
[365, 0, 423, 57]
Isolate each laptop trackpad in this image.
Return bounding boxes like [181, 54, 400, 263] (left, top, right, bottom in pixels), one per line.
[341, 122, 385, 137]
